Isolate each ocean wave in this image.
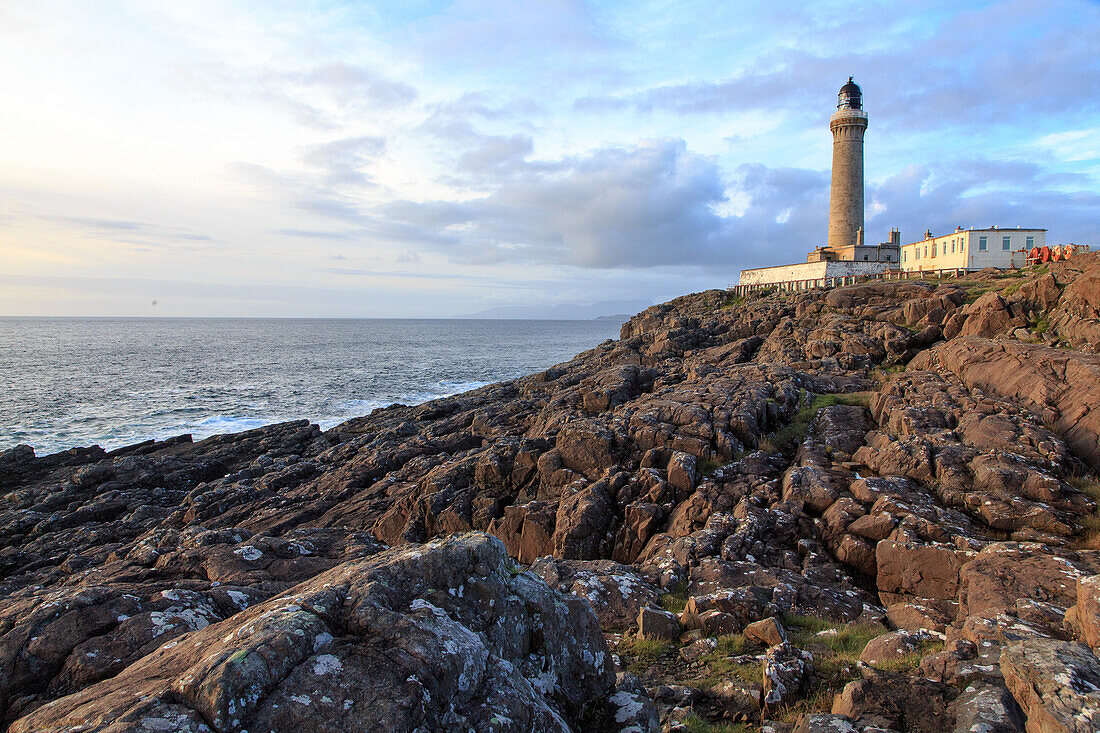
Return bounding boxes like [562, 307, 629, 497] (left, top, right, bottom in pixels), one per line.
[193, 415, 271, 434]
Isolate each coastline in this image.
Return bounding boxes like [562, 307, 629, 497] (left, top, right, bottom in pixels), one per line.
[4, 258, 1100, 730]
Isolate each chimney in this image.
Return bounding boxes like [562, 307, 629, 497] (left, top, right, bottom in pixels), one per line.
[857, 227, 864, 246]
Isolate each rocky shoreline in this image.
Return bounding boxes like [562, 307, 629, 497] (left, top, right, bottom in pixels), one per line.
[3, 256, 1100, 732]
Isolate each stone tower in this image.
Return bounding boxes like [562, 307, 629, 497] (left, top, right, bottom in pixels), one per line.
[827, 77, 868, 250]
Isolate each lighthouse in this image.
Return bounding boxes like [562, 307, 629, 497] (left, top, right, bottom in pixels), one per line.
[827, 77, 868, 251]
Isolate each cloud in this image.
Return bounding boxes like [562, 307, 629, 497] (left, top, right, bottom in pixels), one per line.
[868, 161, 1100, 245]
[42, 216, 217, 248]
[370, 139, 826, 269]
[301, 135, 386, 187]
[357, 139, 1097, 271]
[273, 228, 354, 240]
[574, 2, 1100, 135]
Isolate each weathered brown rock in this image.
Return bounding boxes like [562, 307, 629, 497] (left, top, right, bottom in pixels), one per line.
[744, 616, 787, 648]
[876, 540, 965, 601]
[859, 629, 939, 667]
[1000, 638, 1100, 733]
[914, 336, 1100, 471]
[1067, 575, 1100, 650]
[636, 606, 681, 642]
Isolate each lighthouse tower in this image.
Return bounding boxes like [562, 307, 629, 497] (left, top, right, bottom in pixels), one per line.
[827, 78, 868, 251]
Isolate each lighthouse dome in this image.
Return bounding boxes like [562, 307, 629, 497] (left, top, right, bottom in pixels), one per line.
[838, 77, 862, 110]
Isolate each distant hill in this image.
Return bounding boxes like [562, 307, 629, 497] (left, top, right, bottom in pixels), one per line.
[457, 300, 652, 320]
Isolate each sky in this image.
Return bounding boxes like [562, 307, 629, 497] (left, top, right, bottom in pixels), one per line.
[1, 0, 1098, 317]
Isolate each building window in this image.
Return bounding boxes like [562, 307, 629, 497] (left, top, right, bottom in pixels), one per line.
[885, 255, 891, 261]
[943, 244, 947, 255]
[1026, 236, 1034, 248]
[979, 236, 987, 251]
[1003, 236, 1011, 251]
[903, 251, 906, 262]
[924, 246, 928, 257]
[951, 240, 956, 253]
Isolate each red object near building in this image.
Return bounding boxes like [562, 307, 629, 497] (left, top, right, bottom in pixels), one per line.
[1039, 246, 1052, 263]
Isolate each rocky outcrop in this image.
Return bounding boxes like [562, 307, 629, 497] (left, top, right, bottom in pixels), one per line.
[9, 533, 619, 733]
[7, 255, 1100, 731]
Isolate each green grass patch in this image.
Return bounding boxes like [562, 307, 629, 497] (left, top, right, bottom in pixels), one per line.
[722, 293, 745, 309]
[1069, 475, 1100, 547]
[828, 392, 873, 408]
[1069, 475, 1100, 501]
[616, 636, 671, 673]
[961, 283, 998, 304]
[758, 392, 870, 454]
[871, 639, 945, 672]
[872, 364, 906, 382]
[683, 714, 756, 733]
[786, 617, 882, 658]
[695, 634, 759, 688]
[773, 616, 884, 723]
[698, 457, 727, 477]
[658, 589, 689, 615]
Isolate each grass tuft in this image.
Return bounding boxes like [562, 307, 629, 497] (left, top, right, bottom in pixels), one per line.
[722, 293, 745, 309]
[616, 635, 671, 673]
[693, 633, 760, 689]
[758, 392, 871, 454]
[658, 589, 689, 615]
[871, 639, 945, 672]
[770, 615, 884, 723]
[683, 714, 756, 733]
[698, 457, 727, 477]
[1069, 474, 1100, 547]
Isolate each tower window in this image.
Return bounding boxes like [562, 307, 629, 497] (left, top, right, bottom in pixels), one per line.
[1003, 236, 1011, 251]
[979, 236, 988, 251]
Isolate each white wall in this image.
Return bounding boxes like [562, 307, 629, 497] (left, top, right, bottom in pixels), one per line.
[739, 261, 828, 285]
[965, 230, 1043, 269]
[738, 259, 887, 285]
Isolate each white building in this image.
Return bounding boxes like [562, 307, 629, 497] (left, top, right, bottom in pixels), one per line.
[736, 260, 887, 291]
[899, 227, 1045, 272]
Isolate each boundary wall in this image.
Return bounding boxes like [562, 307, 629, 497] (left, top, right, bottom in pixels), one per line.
[729, 265, 976, 297]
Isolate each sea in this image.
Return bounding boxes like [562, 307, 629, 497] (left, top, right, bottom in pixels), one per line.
[0, 318, 624, 457]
